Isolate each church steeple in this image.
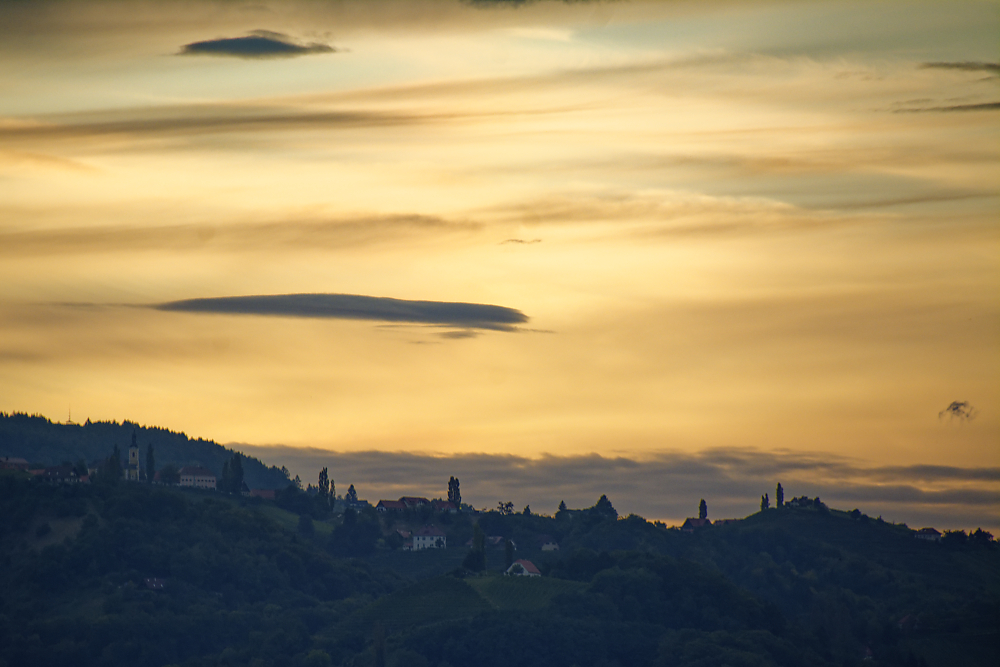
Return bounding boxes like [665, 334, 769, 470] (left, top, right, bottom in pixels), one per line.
[127, 429, 140, 481]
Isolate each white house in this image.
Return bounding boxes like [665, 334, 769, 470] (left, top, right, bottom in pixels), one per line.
[413, 525, 446, 550]
[914, 527, 942, 542]
[179, 466, 217, 489]
[506, 559, 541, 577]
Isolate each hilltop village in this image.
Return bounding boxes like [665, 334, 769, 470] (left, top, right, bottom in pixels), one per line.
[0, 432, 980, 569]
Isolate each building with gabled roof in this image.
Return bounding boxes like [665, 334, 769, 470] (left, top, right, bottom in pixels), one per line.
[376, 499, 406, 512]
[506, 559, 541, 577]
[0, 457, 29, 471]
[432, 500, 458, 513]
[179, 466, 216, 489]
[681, 518, 712, 532]
[914, 527, 942, 542]
[413, 525, 446, 550]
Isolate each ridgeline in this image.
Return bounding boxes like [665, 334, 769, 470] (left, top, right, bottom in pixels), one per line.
[0, 412, 289, 489]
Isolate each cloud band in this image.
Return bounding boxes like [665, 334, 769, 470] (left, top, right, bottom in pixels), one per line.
[155, 293, 528, 331]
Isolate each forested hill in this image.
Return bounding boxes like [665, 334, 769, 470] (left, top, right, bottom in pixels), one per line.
[0, 412, 289, 489]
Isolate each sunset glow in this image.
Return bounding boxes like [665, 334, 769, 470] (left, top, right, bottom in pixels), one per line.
[2, 0, 997, 529]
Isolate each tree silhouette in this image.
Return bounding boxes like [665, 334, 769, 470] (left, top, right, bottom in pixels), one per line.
[776, 483, 784, 508]
[523, 505, 531, 515]
[448, 476, 461, 505]
[346, 484, 358, 503]
[593, 494, 617, 519]
[222, 453, 244, 494]
[699, 499, 708, 520]
[761, 493, 769, 511]
[505, 539, 515, 569]
[145, 444, 155, 483]
[498, 500, 514, 515]
[463, 523, 486, 571]
[159, 463, 180, 485]
[318, 467, 329, 500]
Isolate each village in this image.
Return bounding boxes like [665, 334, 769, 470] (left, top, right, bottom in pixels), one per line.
[1, 435, 955, 581]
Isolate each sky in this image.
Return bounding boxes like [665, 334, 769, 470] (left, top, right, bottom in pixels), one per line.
[1, 0, 997, 530]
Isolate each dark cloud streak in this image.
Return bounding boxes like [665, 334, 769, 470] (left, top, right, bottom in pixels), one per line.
[155, 293, 529, 331]
[180, 30, 335, 59]
[919, 61, 1000, 74]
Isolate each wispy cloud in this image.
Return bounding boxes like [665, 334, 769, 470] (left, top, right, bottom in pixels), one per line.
[179, 30, 336, 59]
[893, 101, 1000, 113]
[919, 61, 1000, 74]
[939, 401, 978, 422]
[155, 293, 529, 332]
[232, 445, 1000, 531]
[0, 214, 479, 256]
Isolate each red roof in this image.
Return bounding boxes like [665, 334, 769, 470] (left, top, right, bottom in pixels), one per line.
[681, 518, 712, 530]
[916, 527, 941, 536]
[377, 500, 406, 510]
[510, 559, 541, 575]
[399, 496, 430, 507]
[432, 500, 457, 511]
[415, 525, 446, 537]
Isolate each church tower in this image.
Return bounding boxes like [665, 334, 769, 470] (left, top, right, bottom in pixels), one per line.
[127, 430, 141, 481]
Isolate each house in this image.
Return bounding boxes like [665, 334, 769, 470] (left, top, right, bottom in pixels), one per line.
[713, 519, 740, 526]
[179, 466, 217, 489]
[41, 465, 79, 484]
[432, 500, 458, 513]
[376, 499, 406, 513]
[413, 525, 446, 550]
[0, 457, 29, 471]
[506, 559, 541, 577]
[143, 577, 167, 591]
[538, 535, 560, 551]
[476, 536, 515, 549]
[680, 518, 712, 532]
[786, 496, 815, 509]
[399, 496, 431, 509]
[346, 498, 372, 511]
[914, 527, 942, 542]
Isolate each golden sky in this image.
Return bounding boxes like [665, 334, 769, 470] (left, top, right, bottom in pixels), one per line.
[1, 0, 997, 527]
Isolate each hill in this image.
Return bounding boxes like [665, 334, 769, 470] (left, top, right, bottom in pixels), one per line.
[0, 470, 403, 667]
[0, 412, 289, 489]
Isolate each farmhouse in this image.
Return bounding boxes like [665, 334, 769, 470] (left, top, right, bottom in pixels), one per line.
[0, 457, 29, 471]
[376, 499, 406, 513]
[914, 527, 942, 542]
[681, 518, 712, 532]
[538, 535, 560, 551]
[413, 525, 446, 550]
[178, 466, 217, 489]
[506, 559, 541, 577]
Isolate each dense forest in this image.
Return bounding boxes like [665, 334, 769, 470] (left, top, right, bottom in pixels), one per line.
[0, 413, 289, 489]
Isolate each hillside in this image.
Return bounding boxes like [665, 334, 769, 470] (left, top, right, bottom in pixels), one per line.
[0, 471, 402, 667]
[1, 411, 997, 667]
[0, 412, 289, 489]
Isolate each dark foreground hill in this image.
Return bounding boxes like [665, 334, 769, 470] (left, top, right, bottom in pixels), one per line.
[0, 412, 289, 489]
[2, 469, 997, 667]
